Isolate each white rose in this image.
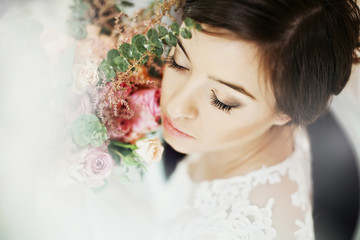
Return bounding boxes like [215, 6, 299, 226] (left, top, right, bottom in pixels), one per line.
[71, 58, 100, 95]
[135, 138, 164, 164]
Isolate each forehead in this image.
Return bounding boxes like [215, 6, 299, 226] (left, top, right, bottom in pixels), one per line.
[179, 23, 273, 103]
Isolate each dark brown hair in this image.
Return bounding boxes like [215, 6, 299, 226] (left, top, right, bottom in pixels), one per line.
[181, 0, 360, 126]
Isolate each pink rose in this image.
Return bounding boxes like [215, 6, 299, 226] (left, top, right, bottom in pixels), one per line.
[82, 148, 114, 185]
[128, 88, 161, 134]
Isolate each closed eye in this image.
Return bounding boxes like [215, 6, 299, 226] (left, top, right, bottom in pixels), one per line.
[210, 90, 241, 113]
[165, 55, 188, 72]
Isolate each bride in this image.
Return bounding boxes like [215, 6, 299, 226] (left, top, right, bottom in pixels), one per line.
[151, 0, 360, 239]
[0, 0, 359, 240]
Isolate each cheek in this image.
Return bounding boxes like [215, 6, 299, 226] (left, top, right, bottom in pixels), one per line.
[160, 67, 176, 107]
[202, 104, 274, 144]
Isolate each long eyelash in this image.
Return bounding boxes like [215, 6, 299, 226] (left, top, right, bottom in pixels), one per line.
[165, 55, 187, 72]
[210, 90, 236, 113]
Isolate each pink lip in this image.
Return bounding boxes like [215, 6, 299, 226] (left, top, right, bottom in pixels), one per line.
[163, 115, 194, 139]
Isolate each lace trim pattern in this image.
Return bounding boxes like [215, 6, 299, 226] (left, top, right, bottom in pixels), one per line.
[161, 127, 314, 240]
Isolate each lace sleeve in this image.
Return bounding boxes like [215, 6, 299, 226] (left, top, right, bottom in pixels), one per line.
[154, 127, 314, 240]
[248, 174, 314, 240]
[155, 166, 315, 240]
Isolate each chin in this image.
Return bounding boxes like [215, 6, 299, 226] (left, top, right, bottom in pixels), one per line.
[163, 136, 196, 154]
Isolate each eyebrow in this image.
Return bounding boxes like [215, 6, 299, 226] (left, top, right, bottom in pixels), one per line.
[177, 37, 256, 101]
[208, 76, 257, 100]
[176, 37, 190, 62]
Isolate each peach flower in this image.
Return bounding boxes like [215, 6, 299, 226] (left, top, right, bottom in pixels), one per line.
[135, 138, 164, 163]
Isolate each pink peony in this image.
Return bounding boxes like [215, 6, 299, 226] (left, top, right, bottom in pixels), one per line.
[128, 88, 161, 134]
[82, 148, 114, 183]
[107, 118, 132, 140]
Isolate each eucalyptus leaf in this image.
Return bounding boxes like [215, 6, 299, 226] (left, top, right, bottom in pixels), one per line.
[105, 69, 116, 80]
[107, 49, 121, 66]
[99, 60, 116, 80]
[165, 32, 177, 46]
[195, 22, 203, 31]
[119, 43, 132, 60]
[99, 59, 110, 71]
[154, 46, 163, 57]
[120, 0, 134, 7]
[130, 44, 142, 60]
[147, 28, 158, 40]
[184, 17, 194, 28]
[180, 28, 192, 39]
[170, 22, 180, 35]
[113, 56, 129, 72]
[132, 35, 147, 49]
[158, 26, 168, 37]
[150, 35, 162, 48]
[132, 34, 148, 54]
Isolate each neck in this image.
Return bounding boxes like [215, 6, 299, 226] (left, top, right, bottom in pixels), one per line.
[193, 125, 296, 181]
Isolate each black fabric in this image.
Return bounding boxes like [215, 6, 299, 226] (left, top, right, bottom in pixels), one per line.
[307, 110, 359, 240]
[163, 141, 186, 180]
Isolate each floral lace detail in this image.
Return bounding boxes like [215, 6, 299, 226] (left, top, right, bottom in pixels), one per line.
[155, 127, 314, 240]
[295, 212, 315, 240]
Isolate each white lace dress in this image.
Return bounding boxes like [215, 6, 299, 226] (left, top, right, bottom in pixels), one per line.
[151, 127, 315, 240]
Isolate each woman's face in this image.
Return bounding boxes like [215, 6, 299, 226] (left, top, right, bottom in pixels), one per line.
[160, 23, 290, 154]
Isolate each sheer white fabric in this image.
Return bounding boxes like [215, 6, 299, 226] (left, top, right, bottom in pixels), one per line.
[152, 127, 315, 240]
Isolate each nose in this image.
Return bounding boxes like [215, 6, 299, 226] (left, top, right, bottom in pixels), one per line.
[166, 86, 198, 120]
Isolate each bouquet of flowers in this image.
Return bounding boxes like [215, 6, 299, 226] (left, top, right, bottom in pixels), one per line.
[62, 0, 202, 187]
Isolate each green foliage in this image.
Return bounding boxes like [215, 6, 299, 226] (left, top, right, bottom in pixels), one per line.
[184, 17, 194, 28]
[150, 35, 162, 48]
[130, 44, 142, 60]
[99, 60, 116, 81]
[195, 22, 203, 31]
[107, 49, 121, 65]
[68, 0, 90, 40]
[107, 141, 143, 167]
[165, 32, 177, 46]
[170, 22, 180, 36]
[158, 26, 168, 37]
[147, 28, 158, 40]
[118, 1, 134, 7]
[113, 56, 129, 72]
[98, 15, 203, 82]
[119, 42, 132, 59]
[132, 34, 148, 54]
[70, 114, 108, 147]
[180, 28, 192, 39]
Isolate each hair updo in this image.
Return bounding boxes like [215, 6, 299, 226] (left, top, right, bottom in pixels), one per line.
[181, 0, 360, 126]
